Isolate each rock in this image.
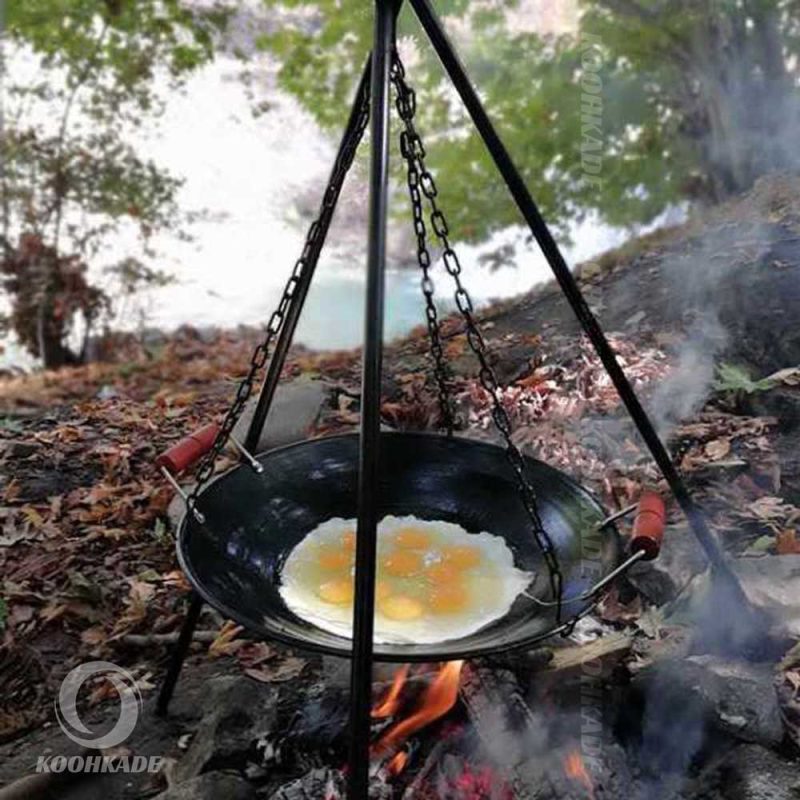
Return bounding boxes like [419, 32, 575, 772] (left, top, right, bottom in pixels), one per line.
[730, 556, 800, 639]
[677, 555, 800, 648]
[716, 743, 800, 800]
[152, 772, 255, 800]
[637, 656, 783, 748]
[746, 385, 800, 431]
[232, 377, 330, 454]
[175, 676, 280, 782]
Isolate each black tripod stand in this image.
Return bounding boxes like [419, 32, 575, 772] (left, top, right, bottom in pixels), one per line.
[156, 2, 749, 797]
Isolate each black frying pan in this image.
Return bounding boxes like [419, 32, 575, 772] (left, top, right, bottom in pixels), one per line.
[177, 432, 622, 661]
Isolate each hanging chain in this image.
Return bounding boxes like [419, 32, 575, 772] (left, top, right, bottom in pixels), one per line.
[390, 54, 564, 617]
[392, 75, 455, 433]
[184, 76, 371, 512]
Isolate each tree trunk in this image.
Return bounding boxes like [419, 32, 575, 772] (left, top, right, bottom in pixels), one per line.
[684, 3, 798, 202]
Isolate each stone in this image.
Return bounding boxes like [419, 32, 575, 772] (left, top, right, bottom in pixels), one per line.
[727, 556, 800, 639]
[746, 385, 800, 431]
[152, 772, 255, 800]
[175, 676, 280, 782]
[232, 377, 330, 454]
[716, 743, 800, 800]
[637, 656, 783, 748]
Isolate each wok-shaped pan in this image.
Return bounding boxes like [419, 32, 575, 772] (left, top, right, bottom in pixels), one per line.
[176, 432, 622, 661]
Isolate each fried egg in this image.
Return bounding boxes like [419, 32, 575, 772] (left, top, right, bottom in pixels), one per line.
[278, 515, 534, 644]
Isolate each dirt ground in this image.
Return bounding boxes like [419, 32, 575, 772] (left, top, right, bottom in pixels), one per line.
[1, 173, 799, 792]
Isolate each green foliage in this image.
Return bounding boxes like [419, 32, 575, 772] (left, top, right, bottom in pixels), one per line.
[714, 362, 776, 395]
[257, 0, 800, 242]
[1, 0, 232, 366]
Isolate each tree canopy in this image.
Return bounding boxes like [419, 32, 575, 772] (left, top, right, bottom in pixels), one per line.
[259, 0, 800, 241]
[1, 0, 231, 366]
[4, 0, 800, 365]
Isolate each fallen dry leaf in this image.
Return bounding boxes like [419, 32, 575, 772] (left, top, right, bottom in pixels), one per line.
[776, 529, 800, 555]
[236, 641, 275, 669]
[704, 438, 731, 460]
[208, 621, 245, 658]
[767, 366, 800, 386]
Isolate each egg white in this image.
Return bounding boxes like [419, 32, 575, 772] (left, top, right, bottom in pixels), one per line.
[278, 514, 534, 644]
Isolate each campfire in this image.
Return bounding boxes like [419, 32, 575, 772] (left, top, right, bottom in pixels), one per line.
[255, 591, 793, 800]
[371, 661, 464, 765]
[367, 660, 610, 800]
[270, 656, 601, 799]
[563, 751, 594, 799]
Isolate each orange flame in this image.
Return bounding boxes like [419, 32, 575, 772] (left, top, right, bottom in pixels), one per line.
[564, 749, 595, 799]
[373, 660, 464, 759]
[372, 664, 410, 719]
[387, 750, 409, 776]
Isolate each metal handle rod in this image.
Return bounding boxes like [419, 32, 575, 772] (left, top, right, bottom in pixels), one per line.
[408, 0, 747, 603]
[348, 2, 397, 798]
[526, 548, 646, 608]
[243, 58, 373, 455]
[160, 467, 205, 525]
[598, 503, 638, 529]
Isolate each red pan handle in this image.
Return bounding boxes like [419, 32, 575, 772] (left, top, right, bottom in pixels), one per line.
[629, 491, 666, 561]
[156, 423, 221, 475]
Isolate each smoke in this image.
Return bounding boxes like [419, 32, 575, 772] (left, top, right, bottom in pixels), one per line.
[643, 199, 789, 441]
[649, 312, 728, 440]
[636, 666, 707, 800]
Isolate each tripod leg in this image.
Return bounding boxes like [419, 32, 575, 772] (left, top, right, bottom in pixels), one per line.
[156, 593, 204, 716]
[243, 58, 373, 455]
[409, 0, 747, 602]
[348, 3, 396, 799]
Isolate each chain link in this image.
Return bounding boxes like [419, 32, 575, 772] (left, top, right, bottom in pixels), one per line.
[391, 54, 564, 617]
[185, 76, 371, 511]
[393, 73, 455, 433]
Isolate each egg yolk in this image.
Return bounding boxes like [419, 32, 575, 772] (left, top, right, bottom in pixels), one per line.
[442, 545, 480, 570]
[424, 561, 461, 584]
[318, 579, 354, 605]
[379, 594, 424, 620]
[393, 527, 432, 549]
[376, 581, 391, 600]
[317, 547, 352, 570]
[341, 530, 356, 550]
[382, 549, 423, 577]
[429, 583, 469, 614]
